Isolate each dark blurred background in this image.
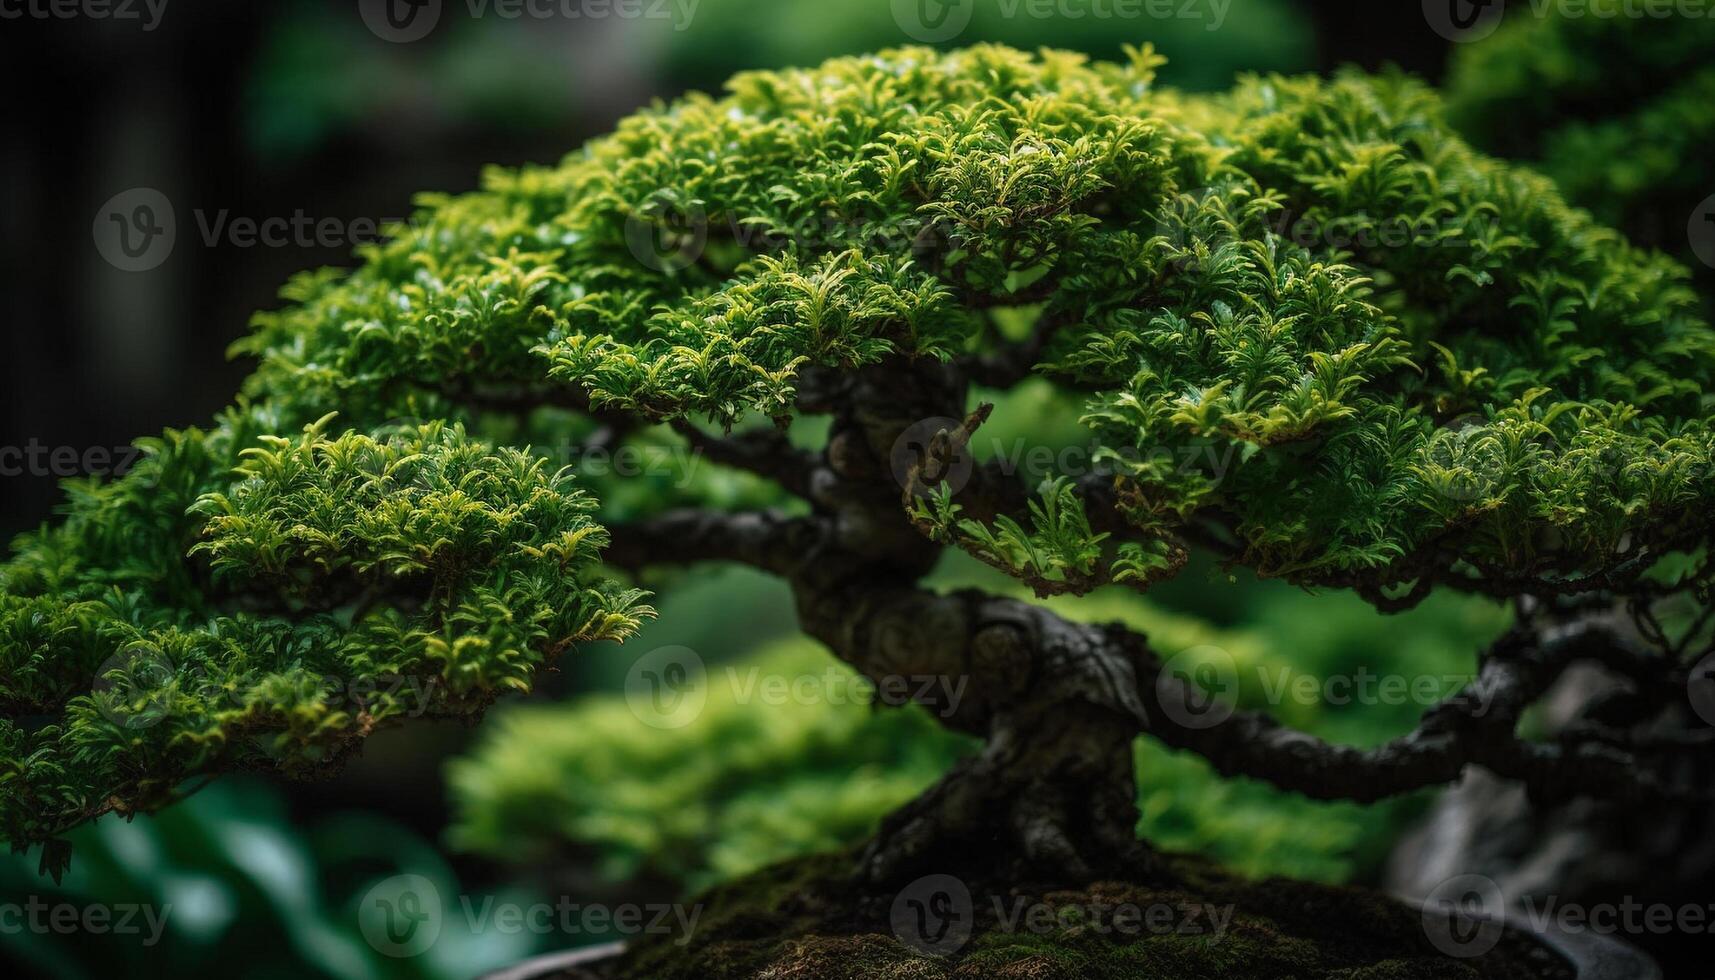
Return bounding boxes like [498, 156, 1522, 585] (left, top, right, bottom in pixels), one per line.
[6, 2, 1696, 977]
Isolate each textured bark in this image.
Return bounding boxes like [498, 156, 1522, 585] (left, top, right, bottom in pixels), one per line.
[1389, 664, 1715, 917]
[858, 703, 1146, 883]
[600, 354, 1710, 883]
[789, 580, 1151, 881]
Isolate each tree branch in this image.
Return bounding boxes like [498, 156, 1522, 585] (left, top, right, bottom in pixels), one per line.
[792, 565, 1704, 808]
[961, 312, 1064, 388]
[668, 419, 818, 498]
[1123, 616, 1701, 806]
[603, 509, 820, 576]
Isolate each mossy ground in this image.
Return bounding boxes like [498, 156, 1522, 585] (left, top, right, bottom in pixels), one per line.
[575, 849, 1571, 980]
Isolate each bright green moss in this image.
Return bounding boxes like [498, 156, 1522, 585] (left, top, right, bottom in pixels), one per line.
[604, 850, 1564, 979]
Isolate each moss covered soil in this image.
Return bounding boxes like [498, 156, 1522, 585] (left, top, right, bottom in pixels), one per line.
[560, 849, 1572, 980]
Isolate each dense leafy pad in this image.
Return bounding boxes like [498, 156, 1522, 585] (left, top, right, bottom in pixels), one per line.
[1, 417, 646, 860]
[1054, 69, 1714, 584]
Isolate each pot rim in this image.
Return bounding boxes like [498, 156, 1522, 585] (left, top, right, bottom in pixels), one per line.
[476, 941, 626, 980]
[1410, 898, 1662, 980]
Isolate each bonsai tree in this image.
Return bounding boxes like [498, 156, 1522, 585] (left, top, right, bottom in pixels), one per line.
[3, 43, 1711, 972]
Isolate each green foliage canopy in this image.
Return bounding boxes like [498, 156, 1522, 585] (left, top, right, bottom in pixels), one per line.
[227, 44, 1715, 588]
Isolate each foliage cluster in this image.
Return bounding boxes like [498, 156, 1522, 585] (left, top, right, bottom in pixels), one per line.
[1, 418, 645, 869]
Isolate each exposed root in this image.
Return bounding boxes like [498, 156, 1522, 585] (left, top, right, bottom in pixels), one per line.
[858, 704, 1154, 885]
